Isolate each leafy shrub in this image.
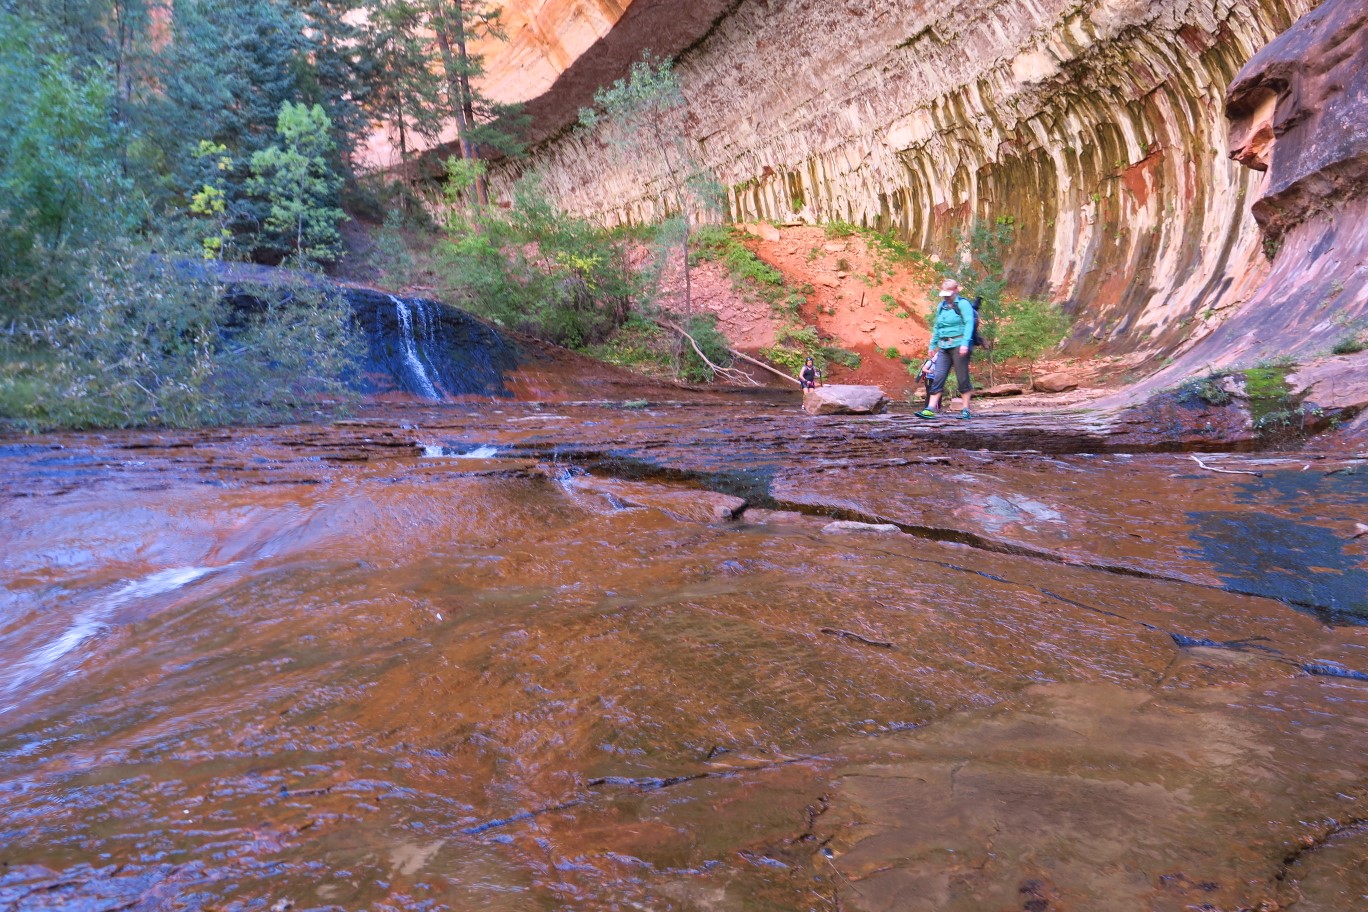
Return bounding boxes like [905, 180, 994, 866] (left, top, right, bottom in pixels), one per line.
[824, 220, 859, 238]
[1331, 327, 1366, 355]
[761, 325, 860, 374]
[0, 248, 362, 430]
[435, 172, 638, 349]
[991, 297, 1071, 363]
[1177, 374, 1234, 407]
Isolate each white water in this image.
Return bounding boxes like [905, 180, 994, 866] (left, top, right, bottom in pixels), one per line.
[2, 566, 218, 711]
[390, 295, 442, 400]
[420, 444, 500, 459]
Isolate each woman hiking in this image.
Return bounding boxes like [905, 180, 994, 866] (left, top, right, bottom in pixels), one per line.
[916, 279, 976, 420]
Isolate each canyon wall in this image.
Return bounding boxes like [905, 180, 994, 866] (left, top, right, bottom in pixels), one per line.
[489, 0, 1328, 357]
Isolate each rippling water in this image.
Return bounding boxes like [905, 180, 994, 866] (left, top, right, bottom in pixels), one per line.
[1, 399, 1365, 911]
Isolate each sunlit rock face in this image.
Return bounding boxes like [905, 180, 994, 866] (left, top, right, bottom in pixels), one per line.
[490, 0, 1319, 355]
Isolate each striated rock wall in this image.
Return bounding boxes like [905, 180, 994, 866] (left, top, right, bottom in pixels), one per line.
[491, 0, 1320, 355]
[1151, 0, 1368, 384]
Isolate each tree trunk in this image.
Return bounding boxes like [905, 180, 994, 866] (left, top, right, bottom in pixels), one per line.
[451, 2, 488, 207]
[433, 2, 477, 206]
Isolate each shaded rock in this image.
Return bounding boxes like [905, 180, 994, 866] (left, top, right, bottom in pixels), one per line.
[1033, 373, 1081, 393]
[803, 384, 889, 415]
[822, 521, 901, 534]
[978, 383, 1025, 397]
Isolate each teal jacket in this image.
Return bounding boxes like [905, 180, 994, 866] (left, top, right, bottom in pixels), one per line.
[930, 296, 976, 350]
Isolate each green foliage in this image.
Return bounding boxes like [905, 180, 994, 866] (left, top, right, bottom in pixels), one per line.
[824, 220, 859, 238]
[1177, 374, 1233, 407]
[435, 171, 638, 349]
[990, 297, 1071, 363]
[690, 225, 784, 294]
[583, 313, 675, 377]
[0, 16, 134, 279]
[1331, 322, 1367, 355]
[939, 218, 1013, 314]
[0, 246, 362, 430]
[760, 325, 860, 374]
[579, 52, 720, 315]
[188, 141, 234, 259]
[247, 102, 346, 265]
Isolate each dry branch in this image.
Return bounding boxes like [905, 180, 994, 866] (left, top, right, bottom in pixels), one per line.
[1189, 454, 1263, 477]
[658, 319, 760, 385]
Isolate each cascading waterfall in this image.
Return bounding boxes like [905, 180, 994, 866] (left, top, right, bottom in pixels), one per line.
[390, 294, 443, 400]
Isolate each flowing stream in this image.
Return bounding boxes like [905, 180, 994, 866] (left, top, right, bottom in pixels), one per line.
[1, 399, 1365, 911]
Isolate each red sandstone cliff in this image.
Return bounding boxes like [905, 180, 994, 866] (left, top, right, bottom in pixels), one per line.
[397, 0, 1366, 402]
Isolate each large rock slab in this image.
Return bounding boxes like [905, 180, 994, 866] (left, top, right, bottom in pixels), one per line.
[803, 384, 889, 415]
[1032, 372, 1081, 393]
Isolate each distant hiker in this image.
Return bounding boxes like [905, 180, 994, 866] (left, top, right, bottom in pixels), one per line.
[916, 280, 976, 420]
[800, 357, 822, 389]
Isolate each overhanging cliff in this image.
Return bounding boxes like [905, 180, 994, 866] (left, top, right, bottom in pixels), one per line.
[489, 0, 1326, 358]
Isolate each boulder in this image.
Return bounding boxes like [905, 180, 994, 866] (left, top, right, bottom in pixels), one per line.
[740, 221, 781, 242]
[803, 385, 889, 415]
[978, 383, 1025, 397]
[1033, 372, 1081, 393]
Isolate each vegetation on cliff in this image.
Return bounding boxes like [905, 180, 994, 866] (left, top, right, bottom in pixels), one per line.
[0, 1, 520, 429]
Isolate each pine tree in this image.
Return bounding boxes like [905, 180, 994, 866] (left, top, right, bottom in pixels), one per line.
[364, 0, 447, 180]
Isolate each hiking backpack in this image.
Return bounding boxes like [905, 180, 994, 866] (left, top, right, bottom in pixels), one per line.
[951, 296, 987, 349]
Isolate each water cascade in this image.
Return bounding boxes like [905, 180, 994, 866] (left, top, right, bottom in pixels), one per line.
[344, 286, 522, 399]
[390, 295, 444, 400]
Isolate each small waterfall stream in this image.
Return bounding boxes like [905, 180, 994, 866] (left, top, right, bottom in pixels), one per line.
[390, 295, 443, 400]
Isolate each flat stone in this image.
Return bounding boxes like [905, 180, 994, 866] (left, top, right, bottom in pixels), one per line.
[978, 383, 1025, 397]
[804, 385, 889, 415]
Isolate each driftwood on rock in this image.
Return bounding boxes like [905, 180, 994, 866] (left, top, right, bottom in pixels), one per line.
[658, 319, 763, 385]
[1189, 454, 1263, 477]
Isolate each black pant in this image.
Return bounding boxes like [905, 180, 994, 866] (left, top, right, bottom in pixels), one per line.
[927, 347, 972, 396]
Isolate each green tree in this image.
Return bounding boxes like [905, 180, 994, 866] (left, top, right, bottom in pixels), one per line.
[0, 13, 132, 288]
[248, 101, 345, 264]
[364, 0, 447, 181]
[991, 297, 1072, 383]
[428, 0, 526, 209]
[579, 53, 720, 319]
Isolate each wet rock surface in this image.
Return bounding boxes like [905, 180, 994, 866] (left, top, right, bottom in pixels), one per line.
[1, 396, 1365, 911]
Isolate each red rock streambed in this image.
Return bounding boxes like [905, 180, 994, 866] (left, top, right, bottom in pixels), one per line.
[1, 398, 1365, 911]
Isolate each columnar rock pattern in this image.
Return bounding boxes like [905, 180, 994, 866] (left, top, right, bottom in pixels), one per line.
[1163, 0, 1368, 375]
[493, 0, 1316, 354]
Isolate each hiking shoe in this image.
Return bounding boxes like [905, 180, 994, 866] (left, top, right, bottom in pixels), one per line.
[958, 409, 971, 420]
[915, 408, 938, 420]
